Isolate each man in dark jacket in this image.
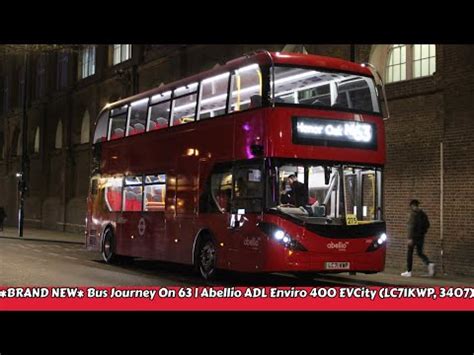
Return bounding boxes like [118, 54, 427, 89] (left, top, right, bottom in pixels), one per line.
[401, 200, 435, 277]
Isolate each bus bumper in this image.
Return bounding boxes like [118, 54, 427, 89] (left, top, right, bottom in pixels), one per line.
[260, 247, 386, 273]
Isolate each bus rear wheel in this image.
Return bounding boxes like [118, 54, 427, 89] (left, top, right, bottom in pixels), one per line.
[196, 237, 217, 280]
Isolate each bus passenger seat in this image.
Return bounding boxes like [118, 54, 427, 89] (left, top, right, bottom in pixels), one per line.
[148, 121, 157, 130]
[111, 128, 124, 140]
[156, 118, 168, 128]
[133, 123, 145, 134]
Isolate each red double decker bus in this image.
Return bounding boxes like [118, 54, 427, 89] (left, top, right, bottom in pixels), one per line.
[86, 51, 388, 280]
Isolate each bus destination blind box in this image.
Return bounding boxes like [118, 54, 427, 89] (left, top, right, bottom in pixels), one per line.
[292, 117, 377, 150]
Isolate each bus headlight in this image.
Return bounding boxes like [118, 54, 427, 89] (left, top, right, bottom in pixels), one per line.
[377, 233, 387, 245]
[367, 233, 388, 252]
[274, 230, 285, 240]
[273, 229, 306, 251]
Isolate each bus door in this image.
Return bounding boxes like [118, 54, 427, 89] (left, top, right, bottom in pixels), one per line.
[227, 161, 265, 271]
[201, 163, 233, 269]
[174, 154, 200, 263]
[141, 174, 167, 259]
[120, 175, 145, 257]
[164, 169, 178, 262]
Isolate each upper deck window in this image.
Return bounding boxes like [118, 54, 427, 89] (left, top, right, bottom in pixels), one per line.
[127, 98, 149, 136]
[171, 83, 198, 126]
[229, 64, 262, 113]
[109, 109, 128, 141]
[93, 111, 109, 143]
[198, 72, 230, 119]
[272, 66, 380, 115]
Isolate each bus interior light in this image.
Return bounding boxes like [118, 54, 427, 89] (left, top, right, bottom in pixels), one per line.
[236, 64, 259, 74]
[202, 72, 230, 84]
[131, 98, 149, 107]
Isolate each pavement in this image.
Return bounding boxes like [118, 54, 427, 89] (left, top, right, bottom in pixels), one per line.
[1, 226, 473, 286]
[0, 226, 84, 244]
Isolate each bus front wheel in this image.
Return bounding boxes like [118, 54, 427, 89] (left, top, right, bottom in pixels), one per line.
[196, 237, 217, 280]
[102, 228, 119, 264]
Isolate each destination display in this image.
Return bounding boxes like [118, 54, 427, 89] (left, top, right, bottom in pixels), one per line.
[292, 117, 377, 150]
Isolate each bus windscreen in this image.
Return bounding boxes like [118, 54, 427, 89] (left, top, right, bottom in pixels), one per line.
[272, 66, 380, 115]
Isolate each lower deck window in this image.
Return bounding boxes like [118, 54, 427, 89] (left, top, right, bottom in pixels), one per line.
[104, 177, 123, 212]
[123, 176, 143, 211]
[144, 174, 166, 212]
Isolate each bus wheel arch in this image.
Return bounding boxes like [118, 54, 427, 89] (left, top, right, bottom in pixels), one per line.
[193, 230, 218, 280]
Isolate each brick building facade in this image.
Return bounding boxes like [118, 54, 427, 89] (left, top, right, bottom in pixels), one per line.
[0, 44, 472, 276]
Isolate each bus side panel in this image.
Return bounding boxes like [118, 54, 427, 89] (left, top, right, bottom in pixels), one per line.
[174, 154, 199, 264]
[174, 118, 235, 265]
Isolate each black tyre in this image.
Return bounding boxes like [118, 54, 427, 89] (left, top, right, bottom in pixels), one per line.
[196, 237, 217, 280]
[101, 228, 119, 264]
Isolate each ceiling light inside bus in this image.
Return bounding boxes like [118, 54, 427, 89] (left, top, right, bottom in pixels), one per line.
[236, 64, 259, 74]
[175, 82, 198, 94]
[202, 72, 230, 84]
[131, 98, 149, 106]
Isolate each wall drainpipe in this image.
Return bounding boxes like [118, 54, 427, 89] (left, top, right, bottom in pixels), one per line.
[440, 141, 445, 274]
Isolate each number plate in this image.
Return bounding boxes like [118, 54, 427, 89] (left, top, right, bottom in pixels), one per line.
[325, 262, 351, 270]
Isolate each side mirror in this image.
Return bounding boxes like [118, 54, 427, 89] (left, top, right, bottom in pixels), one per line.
[361, 62, 390, 120]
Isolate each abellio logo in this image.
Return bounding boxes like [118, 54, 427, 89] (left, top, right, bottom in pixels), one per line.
[327, 241, 349, 250]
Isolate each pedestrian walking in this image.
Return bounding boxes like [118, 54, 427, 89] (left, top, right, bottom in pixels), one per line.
[401, 200, 435, 277]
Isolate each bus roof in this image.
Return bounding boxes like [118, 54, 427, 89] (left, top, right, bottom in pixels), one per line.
[101, 51, 373, 114]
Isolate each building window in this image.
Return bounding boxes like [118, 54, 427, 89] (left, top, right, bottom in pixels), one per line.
[385, 44, 436, 84]
[79, 46, 96, 79]
[57, 52, 69, 89]
[34, 127, 40, 153]
[80, 110, 90, 144]
[413, 44, 436, 79]
[36, 56, 46, 98]
[112, 44, 132, 65]
[55, 120, 63, 149]
[385, 45, 406, 83]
